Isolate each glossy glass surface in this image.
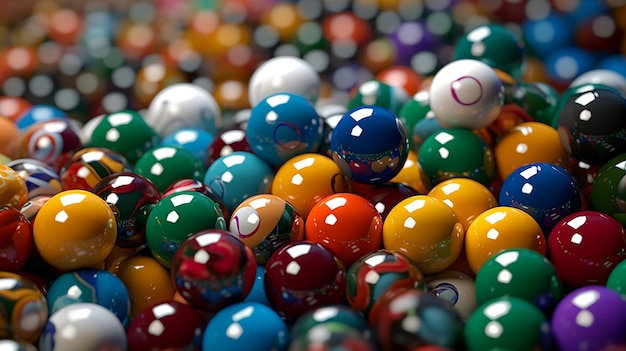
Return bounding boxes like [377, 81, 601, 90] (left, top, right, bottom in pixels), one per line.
[46, 269, 130, 325]
[499, 162, 581, 233]
[347, 80, 408, 115]
[376, 289, 464, 351]
[383, 195, 464, 274]
[427, 178, 498, 231]
[246, 92, 323, 167]
[429, 59, 504, 130]
[146, 191, 226, 268]
[0, 272, 48, 343]
[204, 128, 252, 167]
[144, 82, 222, 138]
[59, 147, 131, 191]
[114, 256, 176, 318]
[161, 127, 215, 168]
[92, 172, 161, 248]
[133, 145, 204, 193]
[548, 211, 626, 287]
[39, 303, 126, 351]
[0, 206, 32, 272]
[557, 87, 626, 164]
[418, 128, 495, 187]
[551, 286, 626, 350]
[475, 248, 563, 314]
[346, 249, 424, 316]
[330, 105, 410, 185]
[465, 206, 546, 274]
[229, 194, 305, 265]
[0, 164, 29, 209]
[464, 297, 552, 351]
[88, 110, 160, 165]
[591, 153, 626, 227]
[426, 270, 477, 322]
[363, 182, 419, 220]
[7, 158, 62, 199]
[202, 302, 289, 351]
[21, 118, 82, 171]
[264, 240, 346, 320]
[247, 56, 320, 107]
[171, 229, 257, 311]
[452, 24, 526, 80]
[305, 193, 383, 267]
[127, 300, 204, 351]
[494, 122, 570, 180]
[32, 189, 116, 270]
[271, 153, 349, 219]
[204, 151, 274, 213]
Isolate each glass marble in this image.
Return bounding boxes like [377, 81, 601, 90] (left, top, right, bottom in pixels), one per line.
[347, 80, 408, 115]
[363, 182, 420, 220]
[426, 270, 477, 322]
[59, 147, 131, 191]
[145, 191, 227, 268]
[330, 105, 410, 185]
[510, 81, 559, 125]
[591, 153, 626, 227]
[161, 127, 215, 168]
[7, 158, 62, 199]
[0, 205, 33, 272]
[126, 300, 205, 351]
[464, 297, 553, 351]
[0, 272, 48, 343]
[144, 82, 222, 138]
[270, 152, 350, 219]
[465, 206, 546, 274]
[32, 189, 117, 271]
[305, 192, 383, 267]
[557, 87, 626, 165]
[418, 128, 495, 187]
[202, 302, 289, 351]
[499, 162, 581, 233]
[92, 172, 161, 248]
[289, 305, 369, 341]
[0, 164, 29, 209]
[39, 303, 126, 351]
[376, 288, 464, 351]
[346, 249, 425, 316]
[15, 104, 67, 132]
[171, 229, 257, 312]
[548, 211, 626, 287]
[475, 248, 563, 314]
[428, 59, 504, 130]
[607, 259, 626, 296]
[203, 151, 274, 213]
[229, 194, 305, 265]
[551, 285, 626, 350]
[88, 110, 160, 165]
[204, 128, 252, 167]
[247, 55, 320, 107]
[163, 178, 229, 221]
[246, 92, 323, 167]
[427, 178, 498, 231]
[133, 145, 205, 193]
[452, 24, 526, 80]
[494, 122, 570, 181]
[114, 256, 176, 318]
[264, 240, 346, 320]
[382, 195, 464, 274]
[20, 119, 82, 171]
[46, 269, 130, 325]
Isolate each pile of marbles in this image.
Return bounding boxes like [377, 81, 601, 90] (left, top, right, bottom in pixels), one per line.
[2, 0, 626, 350]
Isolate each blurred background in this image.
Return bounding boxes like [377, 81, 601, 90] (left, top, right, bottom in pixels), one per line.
[0, 0, 624, 123]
